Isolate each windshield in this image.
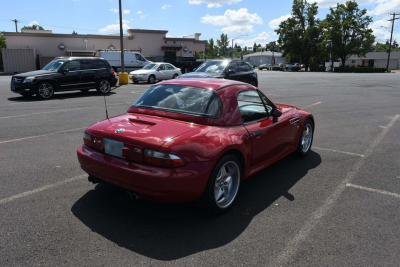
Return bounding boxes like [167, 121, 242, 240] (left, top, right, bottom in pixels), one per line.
[42, 60, 65, 71]
[142, 63, 158, 70]
[195, 60, 229, 73]
[131, 84, 221, 118]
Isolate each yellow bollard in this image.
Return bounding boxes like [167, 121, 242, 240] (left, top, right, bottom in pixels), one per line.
[118, 72, 129, 85]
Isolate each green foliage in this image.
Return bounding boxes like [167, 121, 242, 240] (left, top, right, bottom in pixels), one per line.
[0, 33, 6, 71]
[275, 0, 323, 71]
[373, 41, 400, 52]
[291, 66, 301, 71]
[310, 66, 326, 72]
[323, 1, 375, 66]
[272, 66, 281, 71]
[21, 24, 45, 30]
[216, 34, 229, 57]
[72, 30, 78, 35]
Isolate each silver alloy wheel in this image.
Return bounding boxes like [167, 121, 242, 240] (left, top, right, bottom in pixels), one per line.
[99, 80, 110, 93]
[301, 124, 313, 153]
[214, 161, 240, 209]
[38, 83, 54, 99]
[148, 75, 155, 84]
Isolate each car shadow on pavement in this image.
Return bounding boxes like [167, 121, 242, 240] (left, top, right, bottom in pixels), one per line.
[71, 151, 321, 261]
[7, 91, 116, 102]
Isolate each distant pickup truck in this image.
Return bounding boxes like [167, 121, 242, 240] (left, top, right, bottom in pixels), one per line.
[166, 57, 204, 73]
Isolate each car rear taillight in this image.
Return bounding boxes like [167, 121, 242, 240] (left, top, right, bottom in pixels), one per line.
[110, 70, 116, 77]
[144, 149, 186, 168]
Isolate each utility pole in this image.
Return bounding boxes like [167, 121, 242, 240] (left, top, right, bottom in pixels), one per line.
[11, 19, 19, 32]
[387, 13, 400, 70]
[118, 0, 125, 73]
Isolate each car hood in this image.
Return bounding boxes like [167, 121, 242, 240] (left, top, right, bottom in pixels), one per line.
[129, 69, 154, 75]
[85, 113, 202, 151]
[179, 72, 224, 79]
[14, 70, 55, 78]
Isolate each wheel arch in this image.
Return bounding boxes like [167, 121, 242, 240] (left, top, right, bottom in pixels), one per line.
[218, 148, 246, 179]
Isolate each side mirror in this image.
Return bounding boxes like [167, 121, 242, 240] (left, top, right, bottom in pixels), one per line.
[157, 67, 161, 71]
[272, 109, 282, 117]
[227, 69, 235, 75]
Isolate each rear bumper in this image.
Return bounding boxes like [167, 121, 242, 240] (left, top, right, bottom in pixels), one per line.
[77, 145, 215, 203]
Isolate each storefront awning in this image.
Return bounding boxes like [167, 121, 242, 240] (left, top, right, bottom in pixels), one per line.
[161, 46, 182, 52]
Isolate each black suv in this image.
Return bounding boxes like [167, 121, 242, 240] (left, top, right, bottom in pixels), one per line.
[178, 59, 258, 86]
[10, 57, 118, 99]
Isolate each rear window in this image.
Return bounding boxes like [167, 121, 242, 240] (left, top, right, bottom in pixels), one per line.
[131, 85, 222, 118]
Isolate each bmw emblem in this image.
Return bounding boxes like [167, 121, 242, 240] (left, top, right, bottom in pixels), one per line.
[115, 128, 125, 133]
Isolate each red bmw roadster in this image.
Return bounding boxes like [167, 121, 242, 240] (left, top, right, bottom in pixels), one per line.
[77, 78, 314, 214]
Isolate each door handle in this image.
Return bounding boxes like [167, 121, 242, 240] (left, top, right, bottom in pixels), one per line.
[253, 131, 262, 137]
[290, 117, 300, 124]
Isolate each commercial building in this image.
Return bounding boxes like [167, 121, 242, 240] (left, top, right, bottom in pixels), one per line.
[346, 51, 400, 70]
[2, 29, 206, 73]
[243, 51, 286, 67]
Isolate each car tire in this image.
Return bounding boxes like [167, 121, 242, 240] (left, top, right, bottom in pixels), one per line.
[200, 154, 242, 215]
[36, 82, 54, 100]
[296, 119, 314, 157]
[133, 81, 139, 84]
[96, 79, 111, 94]
[172, 74, 178, 79]
[148, 75, 156, 84]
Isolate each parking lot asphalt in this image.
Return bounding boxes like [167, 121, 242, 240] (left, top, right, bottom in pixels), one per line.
[0, 71, 399, 266]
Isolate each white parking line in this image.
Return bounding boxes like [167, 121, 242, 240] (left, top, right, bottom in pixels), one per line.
[0, 102, 131, 120]
[271, 114, 400, 266]
[346, 183, 400, 199]
[0, 174, 87, 205]
[313, 146, 365, 157]
[301, 102, 322, 109]
[0, 127, 86, 144]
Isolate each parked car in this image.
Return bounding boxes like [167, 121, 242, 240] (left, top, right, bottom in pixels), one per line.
[285, 63, 300, 70]
[99, 51, 152, 72]
[128, 62, 182, 84]
[77, 78, 314, 214]
[258, 64, 268, 70]
[10, 57, 118, 99]
[178, 59, 258, 86]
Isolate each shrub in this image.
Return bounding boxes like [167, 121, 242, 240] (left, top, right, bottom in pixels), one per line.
[291, 67, 300, 71]
[272, 67, 281, 71]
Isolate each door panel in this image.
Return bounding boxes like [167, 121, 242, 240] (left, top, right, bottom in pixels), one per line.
[57, 61, 82, 90]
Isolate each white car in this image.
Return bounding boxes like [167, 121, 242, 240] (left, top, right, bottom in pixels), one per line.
[128, 62, 182, 84]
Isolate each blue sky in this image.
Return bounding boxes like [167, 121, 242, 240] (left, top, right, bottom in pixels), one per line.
[0, 0, 399, 47]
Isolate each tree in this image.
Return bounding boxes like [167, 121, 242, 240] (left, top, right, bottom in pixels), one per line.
[0, 33, 6, 71]
[72, 30, 78, 35]
[206, 38, 216, 59]
[373, 41, 400, 52]
[324, 1, 375, 66]
[21, 24, 45, 31]
[276, 0, 323, 71]
[253, 42, 257, 52]
[216, 34, 229, 57]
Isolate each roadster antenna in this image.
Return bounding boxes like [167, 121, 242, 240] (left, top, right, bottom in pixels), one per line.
[103, 95, 109, 119]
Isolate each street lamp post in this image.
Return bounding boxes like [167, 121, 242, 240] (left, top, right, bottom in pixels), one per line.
[231, 35, 248, 59]
[327, 40, 333, 72]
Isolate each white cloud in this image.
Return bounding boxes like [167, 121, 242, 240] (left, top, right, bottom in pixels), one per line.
[189, 0, 241, 8]
[201, 8, 263, 27]
[123, 9, 130, 14]
[137, 10, 142, 14]
[99, 23, 130, 33]
[162, 4, 171, 9]
[221, 25, 253, 34]
[28, 21, 39, 26]
[369, 19, 400, 43]
[369, 0, 400, 16]
[118, 19, 130, 24]
[269, 14, 292, 29]
[233, 32, 272, 48]
[140, 14, 149, 19]
[110, 8, 118, 13]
